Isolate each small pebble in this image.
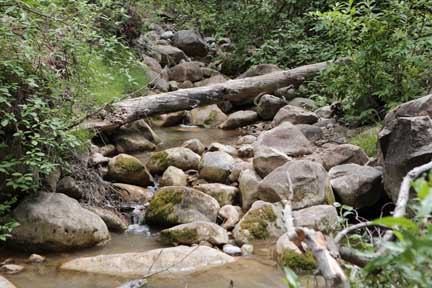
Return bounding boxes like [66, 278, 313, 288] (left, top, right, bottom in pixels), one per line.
[28, 254, 46, 264]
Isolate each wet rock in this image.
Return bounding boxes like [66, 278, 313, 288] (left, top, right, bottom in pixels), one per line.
[256, 94, 287, 120]
[113, 135, 157, 154]
[378, 95, 432, 201]
[194, 183, 239, 206]
[258, 160, 334, 210]
[112, 183, 153, 203]
[10, 192, 110, 252]
[193, 75, 227, 87]
[315, 105, 332, 119]
[152, 45, 188, 67]
[61, 246, 234, 277]
[219, 110, 258, 130]
[272, 105, 318, 126]
[182, 138, 205, 155]
[56, 176, 83, 199]
[223, 244, 241, 256]
[238, 144, 254, 158]
[28, 254, 46, 264]
[1, 264, 24, 274]
[296, 124, 323, 142]
[199, 151, 235, 183]
[239, 169, 262, 210]
[218, 205, 243, 230]
[107, 154, 152, 187]
[253, 146, 290, 178]
[254, 122, 313, 157]
[233, 201, 286, 244]
[160, 221, 228, 245]
[160, 166, 188, 187]
[147, 147, 201, 174]
[288, 97, 316, 111]
[156, 111, 187, 127]
[320, 143, 369, 170]
[229, 160, 253, 182]
[236, 135, 257, 145]
[85, 206, 128, 232]
[238, 64, 281, 79]
[173, 30, 209, 57]
[145, 186, 220, 226]
[0, 275, 16, 288]
[329, 164, 383, 208]
[168, 62, 204, 82]
[241, 244, 254, 256]
[189, 104, 228, 127]
[293, 205, 338, 232]
[208, 143, 238, 157]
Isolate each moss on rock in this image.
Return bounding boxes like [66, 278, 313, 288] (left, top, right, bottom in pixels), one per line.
[280, 250, 317, 272]
[160, 228, 199, 245]
[145, 188, 184, 226]
[240, 205, 277, 240]
[147, 151, 169, 173]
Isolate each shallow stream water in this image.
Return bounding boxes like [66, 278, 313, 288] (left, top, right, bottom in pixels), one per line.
[0, 126, 320, 288]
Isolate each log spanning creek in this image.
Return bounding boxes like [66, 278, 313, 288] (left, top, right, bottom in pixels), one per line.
[0, 126, 322, 288]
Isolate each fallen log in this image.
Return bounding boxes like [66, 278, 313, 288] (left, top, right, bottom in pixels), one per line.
[84, 61, 329, 131]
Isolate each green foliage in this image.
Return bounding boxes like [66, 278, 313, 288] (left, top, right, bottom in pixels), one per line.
[157, 0, 337, 74]
[349, 125, 380, 157]
[313, 0, 432, 124]
[348, 172, 432, 287]
[0, 0, 148, 239]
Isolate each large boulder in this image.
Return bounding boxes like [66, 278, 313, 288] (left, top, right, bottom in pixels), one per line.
[233, 201, 286, 244]
[256, 94, 286, 120]
[152, 45, 188, 67]
[113, 134, 156, 153]
[296, 124, 323, 142]
[145, 186, 220, 227]
[219, 110, 258, 130]
[238, 64, 281, 79]
[319, 143, 369, 170]
[107, 154, 152, 187]
[160, 221, 228, 245]
[258, 160, 334, 210]
[329, 164, 383, 208]
[238, 169, 262, 210]
[253, 146, 290, 178]
[168, 62, 204, 82]
[199, 151, 235, 183]
[193, 183, 239, 206]
[378, 95, 432, 201]
[173, 30, 209, 57]
[293, 205, 338, 232]
[61, 246, 234, 277]
[10, 193, 110, 252]
[272, 105, 318, 126]
[189, 104, 228, 127]
[254, 122, 313, 157]
[146, 147, 201, 174]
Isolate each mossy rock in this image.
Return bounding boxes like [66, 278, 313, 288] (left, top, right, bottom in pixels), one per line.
[160, 227, 199, 245]
[280, 250, 317, 272]
[107, 154, 151, 187]
[159, 221, 228, 245]
[145, 186, 220, 227]
[147, 148, 200, 174]
[233, 202, 285, 243]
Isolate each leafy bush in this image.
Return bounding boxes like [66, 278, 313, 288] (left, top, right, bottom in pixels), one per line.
[349, 125, 381, 157]
[313, 0, 432, 124]
[0, 0, 148, 239]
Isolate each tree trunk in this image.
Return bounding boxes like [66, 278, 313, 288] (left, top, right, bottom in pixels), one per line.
[84, 61, 328, 131]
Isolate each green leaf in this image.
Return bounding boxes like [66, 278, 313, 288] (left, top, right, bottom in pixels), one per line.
[373, 217, 418, 232]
